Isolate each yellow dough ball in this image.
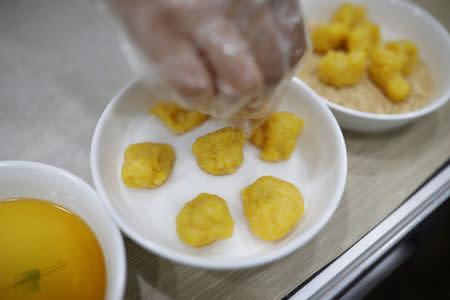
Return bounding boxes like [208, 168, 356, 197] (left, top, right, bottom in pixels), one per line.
[311, 22, 348, 53]
[176, 193, 234, 247]
[346, 22, 380, 54]
[386, 40, 419, 75]
[192, 127, 246, 175]
[241, 176, 304, 241]
[151, 101, 208, 134]
[250, 112, 304, 162]
[121, 142, 175, 189]
[332, 3, 367, 29]
[369, 47, 410, 102]
[319, 50, 367, 88]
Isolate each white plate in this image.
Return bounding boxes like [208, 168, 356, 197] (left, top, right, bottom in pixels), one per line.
[91, 78, 347, 269]
[301, 0, 450, 132]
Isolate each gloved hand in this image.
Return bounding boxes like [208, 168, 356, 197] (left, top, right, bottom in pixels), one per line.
[111, 0, 309, 125]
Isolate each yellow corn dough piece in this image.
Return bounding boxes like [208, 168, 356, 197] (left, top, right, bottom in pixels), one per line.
[319, 50, 367, 88]
[176, 193, 234, 247]
[346, 22, 380, 54]
[386, 40, 419, 75]
[311, 22, 348, 53]
[250, 112, 304, 162]
[332, 3, 367, 28]
[151, 101, 208, 134]
[192, 127, 246, 175]
[241, 176, 304, 241]
[369, 47, 410, 102]
[121, 142, 175, 189]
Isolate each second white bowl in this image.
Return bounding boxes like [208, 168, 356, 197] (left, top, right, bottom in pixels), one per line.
[301, 0, 450, 132]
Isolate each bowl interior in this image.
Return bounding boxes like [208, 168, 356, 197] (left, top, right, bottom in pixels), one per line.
[302, 0, 450, 117]
[0, 161, 125, 300]
[91, 79, 347, 269]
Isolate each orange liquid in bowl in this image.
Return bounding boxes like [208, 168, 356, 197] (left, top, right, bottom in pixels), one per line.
[0, 198, 106, 300]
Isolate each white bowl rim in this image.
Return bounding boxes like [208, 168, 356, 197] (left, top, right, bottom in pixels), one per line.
[303, 0, 450, 121]
[90, 78, 348, 270]
[0, 160, 127, 300]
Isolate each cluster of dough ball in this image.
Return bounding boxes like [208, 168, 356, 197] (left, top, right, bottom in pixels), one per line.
[177, 176, 305, 247]
[121, 102, 305, 247]
[311, 3, 418, 102]
[369, 41, 418, 102]
[311, 4, 367, 53]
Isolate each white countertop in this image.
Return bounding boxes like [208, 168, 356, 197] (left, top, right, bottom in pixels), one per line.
[1, 0, 449, 299]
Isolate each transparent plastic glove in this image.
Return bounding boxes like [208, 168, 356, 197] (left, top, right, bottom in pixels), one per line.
[110, 0, 310, 131]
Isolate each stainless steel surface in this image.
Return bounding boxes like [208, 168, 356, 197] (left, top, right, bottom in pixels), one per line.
[292, 164, 450, 299]
[340, 243, 414, 299]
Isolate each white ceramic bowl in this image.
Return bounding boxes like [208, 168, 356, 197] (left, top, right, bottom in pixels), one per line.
[0, 161, 126, 300]
[301, 0, 450, 132]
[91, 78, 347, 269]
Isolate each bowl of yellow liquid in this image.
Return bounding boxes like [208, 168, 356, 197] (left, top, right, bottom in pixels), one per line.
[0, 161, 126, 300]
